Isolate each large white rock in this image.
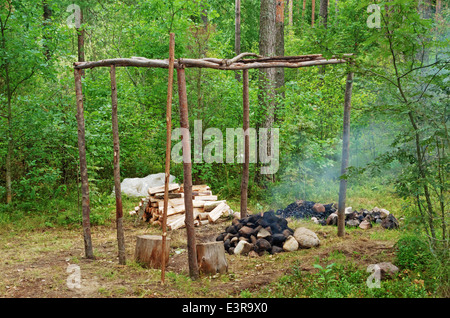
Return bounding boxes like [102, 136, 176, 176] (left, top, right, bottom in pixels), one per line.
[234, 240, 253, 255]
[283, 236, 299, 252]
[293, 227, 320, 248]
[119, 173, 176, 197]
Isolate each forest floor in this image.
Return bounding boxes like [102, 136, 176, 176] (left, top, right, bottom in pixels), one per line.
[0, 211, 401, 298]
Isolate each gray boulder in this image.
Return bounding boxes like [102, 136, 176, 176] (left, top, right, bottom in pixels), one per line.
[283, 236, 299, 252]
[293, 227, 320, 248]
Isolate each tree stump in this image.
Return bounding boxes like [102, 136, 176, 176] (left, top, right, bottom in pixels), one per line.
[134, 235, 170, 269]
[196, 242, 228, 275]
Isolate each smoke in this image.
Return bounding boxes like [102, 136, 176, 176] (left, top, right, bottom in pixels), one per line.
[268, 117, 400, 209]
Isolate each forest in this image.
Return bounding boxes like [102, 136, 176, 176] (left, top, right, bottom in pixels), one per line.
[0, 0, 448, 299]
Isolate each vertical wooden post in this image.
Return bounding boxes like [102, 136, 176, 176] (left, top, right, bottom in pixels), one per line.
[161, 33, 176, 284]
[240, 69, 250, 219]
[110, 65, 126, 265]
[177, 67, 199, 280]
[337, 71, 354, 237]
[235, 0, 241, 81]
[311, 0, 316, 27]
[74, 68, 94, 259]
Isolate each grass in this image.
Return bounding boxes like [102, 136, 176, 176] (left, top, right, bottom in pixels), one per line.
[0, 179, 447, 298]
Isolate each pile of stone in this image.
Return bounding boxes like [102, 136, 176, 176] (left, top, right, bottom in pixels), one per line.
[215, 211, 320, 256]
[276, 200, 336, 225]
[325, 207, 399, 230]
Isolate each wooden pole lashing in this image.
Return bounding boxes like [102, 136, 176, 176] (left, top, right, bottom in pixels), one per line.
[177, 67, 199, 280]
[110, 65, 126, 265]
[240, 69, 250, 219]
[161, 33, 176, 284]
[337, 71, 354, 237]
[74, 68, 95, 260]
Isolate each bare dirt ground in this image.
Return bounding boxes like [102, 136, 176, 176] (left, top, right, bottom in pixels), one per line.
[0, 216, 397, 298]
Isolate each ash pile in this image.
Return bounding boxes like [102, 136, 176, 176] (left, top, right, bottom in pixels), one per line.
[276, 200, 337, 225]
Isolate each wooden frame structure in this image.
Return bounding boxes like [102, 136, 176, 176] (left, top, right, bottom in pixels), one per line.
[73, 33, 352, 282]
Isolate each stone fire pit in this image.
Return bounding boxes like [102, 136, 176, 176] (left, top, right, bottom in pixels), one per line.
[216, 211, 320, 256]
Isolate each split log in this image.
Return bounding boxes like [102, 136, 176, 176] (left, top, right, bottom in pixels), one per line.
[192, 190, 213, 196]
[194, 195, 218, 201]
[134, 235, 170, 269]
[204, 200, 226, 212]
[196, 242, 228, 275]
[167, 214, 186, 230]
[208, 202, 229, 223]
[148, 183, 180, 195]
[192, 184, 211, 192]
[195, 219, 210, 226]
[154, 193, 183, 199]
[197, 212, 210, 220]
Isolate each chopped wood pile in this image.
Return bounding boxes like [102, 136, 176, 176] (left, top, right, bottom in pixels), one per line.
[129, 184, 233, 230]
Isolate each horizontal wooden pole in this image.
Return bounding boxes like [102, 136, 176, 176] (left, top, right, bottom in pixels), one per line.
[74, 54, 352, 70]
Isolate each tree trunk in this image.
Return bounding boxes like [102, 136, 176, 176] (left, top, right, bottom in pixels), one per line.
[337, 72, 354, 237]
[240, 69, 250, 219]
[311, 0, 316, 27]
[1, 16, 12, 204]
[235, 0, 241, 81]
[43, 0, 52, 61]
[408, 112, 436, 244]
[76, 8, 85, 76]
[196, 242, 228, 275]
[110, 65, 126, 265]
[288, 0, 293, 26]
[177, 67, 199, 280]
[135, 235, 170, 268]
[257, 0, 277, 184]
[161, 33, 175, 284]
[74, 68, 95, 259]
[275, 0, 285, 100]
[319, 0, 329, 28]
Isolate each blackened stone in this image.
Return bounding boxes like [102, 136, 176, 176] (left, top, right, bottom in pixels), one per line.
[228, 247, 235, 255]
[372, 212, 381, 220]
[235, 223, 243, 231]
[282, 228, 293, 238]
[248, 214, 261, 224]
[277, 217, 288, 229]
[239, 217, 250, 224]
[270, 245, 283, 254]
[216, 232, 226, 241]
[224, 233, 238, 241]
[263, 210, 278, 224]
[255, 238, 271, 253]
[226, 225, 238, 234]
[260, 219, 271, 228]
[239, 226, 254, 237]
[232, 218, 240, 225]
[250, 235, 257, 244]
[224, 239, 231, 250]
[246, 222, 256, 228]
[381, 214, 399, 230]
[270, 222, 283, 234]
[272, 233, 287, 246]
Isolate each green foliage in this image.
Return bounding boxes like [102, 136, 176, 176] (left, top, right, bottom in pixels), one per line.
[261, 260, 429, 298]
[395, 235, 432, 272]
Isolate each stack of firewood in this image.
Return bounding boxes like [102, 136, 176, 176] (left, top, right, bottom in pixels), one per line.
[130, 184, 233, 230]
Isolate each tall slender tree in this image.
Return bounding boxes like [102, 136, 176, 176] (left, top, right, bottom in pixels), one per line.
[275, 0, 285, 101]
[258, 0, 276, 184]
[319, 0, 328, 28]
